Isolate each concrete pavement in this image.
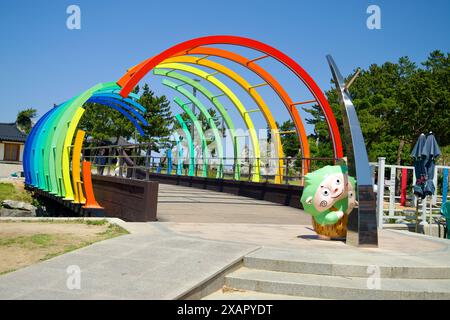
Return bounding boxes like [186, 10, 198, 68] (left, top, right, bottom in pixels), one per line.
[0, 219, 258, 299]
[0, 184, 449, 300]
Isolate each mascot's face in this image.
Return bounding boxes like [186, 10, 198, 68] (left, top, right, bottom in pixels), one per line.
[305, 172, 348, 213]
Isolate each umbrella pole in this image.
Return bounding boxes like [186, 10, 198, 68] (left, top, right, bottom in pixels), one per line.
[429, 197, 433, 236]
[415, 197, 420, 233]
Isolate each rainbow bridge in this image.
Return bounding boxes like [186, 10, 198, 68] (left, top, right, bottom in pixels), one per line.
[24, 35, 345, 212]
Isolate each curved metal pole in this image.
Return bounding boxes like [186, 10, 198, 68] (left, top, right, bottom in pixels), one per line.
[174, 114, 195, 176]
[156, 62, 261, 182]
[94, 89, 141, 102]
[180, 47, 311, 176]
[60, 108, 85, 199]
[85, 98, 146, 135]
[162, 79, 224, 178]
[174, 97, 209, 177]
[38, 97, 76, 191]
[327, 55, 378, 247]
[87, 97, 148, 127]
[92, 92, 146, 113]
[116, 35, 343, 162]
[163, 56, 283, 183]
[153, 68, 240, 180]
[24, 107, 56, 186]
[72, 129, 86, 204]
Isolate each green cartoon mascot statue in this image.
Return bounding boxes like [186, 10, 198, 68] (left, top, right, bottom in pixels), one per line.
[300, 165, 356, 239]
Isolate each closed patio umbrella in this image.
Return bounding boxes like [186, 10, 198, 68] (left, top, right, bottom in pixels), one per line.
[411, 134, 427, 199]
[411, 133, 441, 233]
[422, 133, 441, 196]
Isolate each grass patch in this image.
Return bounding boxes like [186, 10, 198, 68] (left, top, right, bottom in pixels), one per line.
[0, 233, 55, 249]
[0, 182, 33, 204]
[0, 220, 129, 275]
[85, 219, 108, 226]
[0, 269, 16, 275]
[97, 223, 129, 238]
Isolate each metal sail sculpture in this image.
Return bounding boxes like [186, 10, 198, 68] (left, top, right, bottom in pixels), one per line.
[327, 55, 379, 247]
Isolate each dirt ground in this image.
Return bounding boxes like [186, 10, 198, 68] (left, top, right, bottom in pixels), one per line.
[0, 220, 127, 274]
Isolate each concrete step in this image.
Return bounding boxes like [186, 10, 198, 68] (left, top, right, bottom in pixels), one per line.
[225, 267, 450, 300]
[244, 248, 450, 279]
[202, 288, 321, 300]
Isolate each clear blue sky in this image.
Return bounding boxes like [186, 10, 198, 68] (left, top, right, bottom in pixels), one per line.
[0, 0, 449, 131]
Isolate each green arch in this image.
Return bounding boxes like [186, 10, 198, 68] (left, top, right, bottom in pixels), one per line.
[174, 114, 194, 176]
[162, 79, 224, 178]
[153, 68, 240, 179]
[51, 83, 118, 197]
[172, 132, 184, 175]
[38, 82, 118, 196]
[174, 97, 209, 177]
[153, 63, 261, 182]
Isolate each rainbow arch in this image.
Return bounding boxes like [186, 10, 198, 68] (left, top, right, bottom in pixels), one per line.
[24, 35, 343, 208]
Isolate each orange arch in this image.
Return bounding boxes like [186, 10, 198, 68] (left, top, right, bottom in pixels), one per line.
[177, 46, 311, 173]
[116, 35, 343, 162]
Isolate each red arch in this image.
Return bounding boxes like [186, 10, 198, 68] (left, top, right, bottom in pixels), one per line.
[117, 35, 343, 159]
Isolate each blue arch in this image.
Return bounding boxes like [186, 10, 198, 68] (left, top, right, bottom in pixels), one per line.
[92, 92, 146, 113]
[24, 107, 58, 185]
[85, 98, 146, 136]
[88, 96, 148, 126]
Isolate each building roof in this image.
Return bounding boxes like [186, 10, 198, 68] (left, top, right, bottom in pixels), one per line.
[0, 123, 27, 143]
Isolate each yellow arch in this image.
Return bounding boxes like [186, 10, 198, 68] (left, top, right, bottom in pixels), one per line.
[158, 62, 262, 182]
[162, 56, 283, 184]
[72, 129, 86, 204]
[62, 107, 85, 200]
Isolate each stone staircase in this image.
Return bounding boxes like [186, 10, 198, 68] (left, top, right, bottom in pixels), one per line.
[205, 247, 450, 300]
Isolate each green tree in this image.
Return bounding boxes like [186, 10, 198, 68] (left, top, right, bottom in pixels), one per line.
[303, 50, 450, 166]
[79, 103, 134, 146]
[137, 84, 174, 154]
[16, 108, 37, 134]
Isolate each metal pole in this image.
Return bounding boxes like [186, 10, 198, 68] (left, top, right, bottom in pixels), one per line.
[285, 157, 290, 185]
[389, 166, 396, 217]
[376, 157, 385, 229]
[327, 55, 378, 247]
[191, 79, 200, 144]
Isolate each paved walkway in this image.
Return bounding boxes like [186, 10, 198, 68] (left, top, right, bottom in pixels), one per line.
[157, 184, 310, 225]
[0, 184, 449, 299]
[0, 219, 258, 299]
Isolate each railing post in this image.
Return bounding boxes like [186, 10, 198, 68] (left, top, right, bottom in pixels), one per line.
[106, 147, 112, 176]
[118, 147, 123, 177]
[232, 158, 236, 180]
[433, 166, 438, 205]
[248, 162, 252, 181]
[376, 157, 385, 229]
[285, 157, 290, 185]
[389, 166, 396, 218]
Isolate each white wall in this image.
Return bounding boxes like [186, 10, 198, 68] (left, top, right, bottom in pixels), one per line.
[19, 144, 24, 162]
[0, 143, 4, 161]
